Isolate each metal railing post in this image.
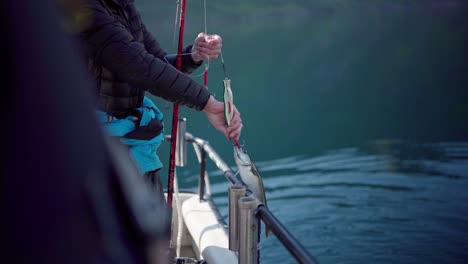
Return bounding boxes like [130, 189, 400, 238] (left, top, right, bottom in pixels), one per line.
[175, 118, 187, 167]
[198, 145, 207, 201]
[228, 185, 246, 252]
[238, 196, 259, 264]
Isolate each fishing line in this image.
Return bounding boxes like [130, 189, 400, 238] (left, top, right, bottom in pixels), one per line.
[202, 0, 209, 89]
[168, 0, 210, 79]
[200, 0, 239, 144]
[172, 0, 180, 47]
[220, 51, 228, 79]
[163, 52, 210, 78]
[160, 51, 213, 110]
[204, 0, 207, 34]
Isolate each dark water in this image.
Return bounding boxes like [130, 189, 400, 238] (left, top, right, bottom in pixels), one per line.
[137, 0, 468, 263]
[204, 142, 468, 263]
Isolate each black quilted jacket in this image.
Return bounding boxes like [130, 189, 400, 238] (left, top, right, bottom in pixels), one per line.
[79, 0, 210, 118]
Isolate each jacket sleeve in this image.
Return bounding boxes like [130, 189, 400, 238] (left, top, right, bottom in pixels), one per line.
[142, 25, 203, 74]
[79, 1, 210, 111]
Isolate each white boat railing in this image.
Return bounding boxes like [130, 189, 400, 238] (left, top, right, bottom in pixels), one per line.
[166, 119, 318, 264]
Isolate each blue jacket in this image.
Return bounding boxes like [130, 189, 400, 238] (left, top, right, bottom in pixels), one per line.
[97, 97, 164, 174]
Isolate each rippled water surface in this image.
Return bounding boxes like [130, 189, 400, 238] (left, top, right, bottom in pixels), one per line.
[178, 142, 468, 263]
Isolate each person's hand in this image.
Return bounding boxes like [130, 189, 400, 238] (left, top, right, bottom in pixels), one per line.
[191, 32, 223, 62]
[203, 96, 242, 140]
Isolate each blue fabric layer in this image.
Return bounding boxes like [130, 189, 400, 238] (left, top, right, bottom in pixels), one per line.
[96, 97, 164, 174]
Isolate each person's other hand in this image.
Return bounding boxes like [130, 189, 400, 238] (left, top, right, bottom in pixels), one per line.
[203, 96, 242, 140]
[191, 33, 223, 62]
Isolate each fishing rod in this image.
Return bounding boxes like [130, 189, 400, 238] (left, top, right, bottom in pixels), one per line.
[167, 0, 187, 209]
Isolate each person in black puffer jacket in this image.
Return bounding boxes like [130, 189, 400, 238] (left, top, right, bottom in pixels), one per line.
[75, 0, 243, 197]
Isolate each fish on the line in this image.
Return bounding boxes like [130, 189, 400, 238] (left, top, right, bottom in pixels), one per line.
[221, 56, 270, 237]
[234, 145, 271, 237]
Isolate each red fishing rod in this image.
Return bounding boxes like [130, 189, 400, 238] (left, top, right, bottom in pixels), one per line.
[167, 0, 187, 208]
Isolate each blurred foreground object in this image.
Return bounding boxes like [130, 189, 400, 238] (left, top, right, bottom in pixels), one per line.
[2, 0, 169, 263]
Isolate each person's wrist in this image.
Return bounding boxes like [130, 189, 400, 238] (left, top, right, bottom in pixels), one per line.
[203, 96, 214, 112]
[203, 96, 221, 113]
[191, 46, 203, 62]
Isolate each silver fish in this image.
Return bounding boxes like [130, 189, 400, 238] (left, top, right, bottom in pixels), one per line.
[234, 145, 270, 237]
